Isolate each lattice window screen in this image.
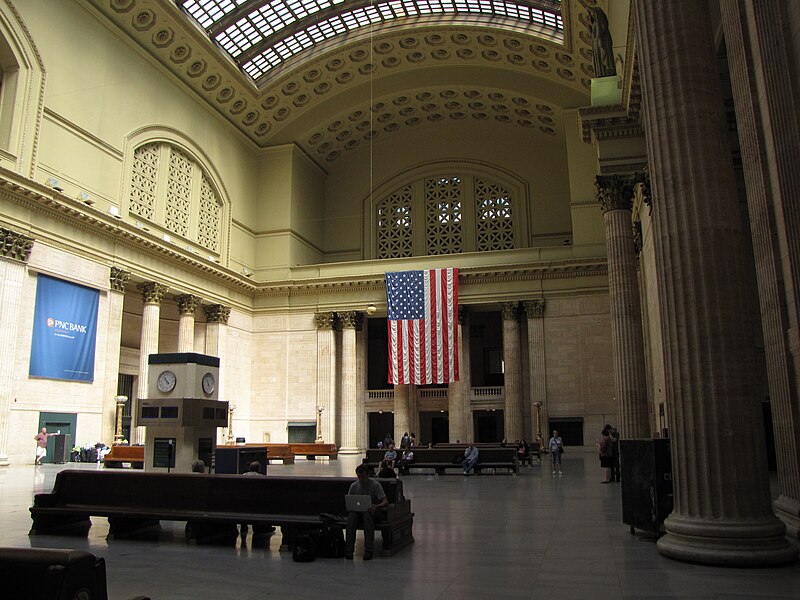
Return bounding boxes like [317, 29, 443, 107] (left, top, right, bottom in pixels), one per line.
[475, 178, 514, 251]
[425, 176, 463, 255]
[166, 148, 193, 236]
[376, 186, 413, 259]
[198, 173, 221, 252]
[129, 143, 159, 220]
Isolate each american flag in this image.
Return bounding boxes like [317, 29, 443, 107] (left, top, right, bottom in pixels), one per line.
[386, 268, 459, 385]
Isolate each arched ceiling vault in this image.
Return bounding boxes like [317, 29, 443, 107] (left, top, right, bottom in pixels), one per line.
[88, 0, 599, 159]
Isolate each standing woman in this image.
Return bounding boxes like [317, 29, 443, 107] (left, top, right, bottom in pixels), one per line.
[599, 429, 613, 483]
[548, 429, 563, 475]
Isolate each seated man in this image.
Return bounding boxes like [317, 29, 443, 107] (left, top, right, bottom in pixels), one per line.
[382, 444, 397, 469]
[396, 448, 414, 475]
[462, 441, 479, 476]
[376, 460, 397, 479]
[345, 463, 389, 561]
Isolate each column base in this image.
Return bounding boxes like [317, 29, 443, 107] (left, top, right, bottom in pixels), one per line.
[657, 514, 798, 566]
[775, 495, 800, 547]
[338, 447, 363, 455]
[0, 454, 9, 467]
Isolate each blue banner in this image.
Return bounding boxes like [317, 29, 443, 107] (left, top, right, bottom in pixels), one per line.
[29, 274, 99, 382]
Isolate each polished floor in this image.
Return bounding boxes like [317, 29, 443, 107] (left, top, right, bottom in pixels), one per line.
[0, 453, 798, 600]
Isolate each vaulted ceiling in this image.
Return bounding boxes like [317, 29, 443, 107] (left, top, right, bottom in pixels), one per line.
[88, 0, 599, 166]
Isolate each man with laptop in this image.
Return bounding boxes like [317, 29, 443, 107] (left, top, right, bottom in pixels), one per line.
[345, 463, 389, 560]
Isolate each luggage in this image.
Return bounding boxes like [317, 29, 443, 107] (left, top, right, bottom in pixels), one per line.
[316, 514, 346, 558]
[292, 532, 317, 562]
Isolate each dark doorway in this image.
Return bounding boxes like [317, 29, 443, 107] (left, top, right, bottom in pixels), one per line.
[288, 423, 316, 443]
[367, 318, 390, 389]
[473, 410, 504, 443]
[368, 412, 394, 448]
[38, 412, 77, 464]
[548, 418, 584, 446]
[419, 411, 449, 445]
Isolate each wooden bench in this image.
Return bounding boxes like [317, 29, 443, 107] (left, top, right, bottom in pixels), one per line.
[287, 443, 338, 460]
[364, 447, 518, 474]
[217, 443, 295, 465]
[30, 470, 413, 556]
[102, 445, 144, 469]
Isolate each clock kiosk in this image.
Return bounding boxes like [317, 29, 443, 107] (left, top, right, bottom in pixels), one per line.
[137, 353, 228, 472]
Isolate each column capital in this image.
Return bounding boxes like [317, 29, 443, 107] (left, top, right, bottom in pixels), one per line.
[109, 267, 130, 292]
[338, 311, 363, 330]
[175, 294, 202, 315]
[137, 282, 168, 305]
[500, 302, 520, 321]
[1, 227, 34, 263]
[315, 311, 337, 330]
[595, 174, 635, 213]
[204, 303, 231, 324]
[523, 299, 546, 318]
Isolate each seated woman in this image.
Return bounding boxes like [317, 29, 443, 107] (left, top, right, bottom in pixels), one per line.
[517, 440, 531, 466]
[396, 448, 414, 475]
[383, 444, 398, 469]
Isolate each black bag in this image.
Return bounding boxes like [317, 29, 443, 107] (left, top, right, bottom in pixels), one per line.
[559, 446, 565, 455]
[316, 514, 345, 558]
[452, 454, 464, 464]
[292, 532, 317, 562]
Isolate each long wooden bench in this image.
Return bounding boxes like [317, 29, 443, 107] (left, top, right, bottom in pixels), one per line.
[216, 443, 296, 465]
[286, 443, 338, 460]
[364, 447, 518, 474]
[29, 470, 413, 556]
[102, 445, 144, 469]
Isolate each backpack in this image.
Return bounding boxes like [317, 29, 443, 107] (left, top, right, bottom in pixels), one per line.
[316, 514, 346, 558]
[292, 531, 317, 562]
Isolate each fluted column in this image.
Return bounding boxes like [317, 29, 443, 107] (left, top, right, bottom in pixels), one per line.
[136, 282, 168, 444]
[447, 307, 468, 441]
[0, 228, 33, 465]
[315, 312, 337, 444]
[500, 302, 523, 442]
[596, 174, 650, 438]
[175, 294, 202, 353]
[633, 0, 796, 565]
[394, 384, 410, 444]
[524, 300, 547, 442]
[338, 311, 362, 453]
[204, 304, 230, 409]
[356, 319, 367, 452]
[100, 267, 130, 446]
[720, 0, 800, 546]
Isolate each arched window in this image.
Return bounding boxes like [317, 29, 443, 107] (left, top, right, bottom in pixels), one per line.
[372, 168, 523, 259]
[127, 140, 224, 254]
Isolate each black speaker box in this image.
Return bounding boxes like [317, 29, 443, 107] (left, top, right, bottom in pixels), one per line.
[620, 438, 673, 534]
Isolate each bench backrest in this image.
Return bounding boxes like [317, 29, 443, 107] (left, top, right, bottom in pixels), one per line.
[290, 443, 337, 454]
[365, 447, 517, 464]
[104, 445, 144, 461]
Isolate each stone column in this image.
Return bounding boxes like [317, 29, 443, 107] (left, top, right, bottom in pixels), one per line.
[500, 302, 523, 442]
[315, 312, 337, 445]
[596, 174, 650, 438]
[204, 304, 231, 410]
[633, 0, 796, 565]
[447, 307, 468, 442]
[523, 300, 547, 442]
[100, 267, 130, 446]
[720, 0, 800, 547]
[175, 294, 202, 353]
[338, 311, 362, 454]
[356, 319, 367, 452]
[136, 282, 168, 444]
[0, 228, 33, 465]
[394, 384, 410, 445]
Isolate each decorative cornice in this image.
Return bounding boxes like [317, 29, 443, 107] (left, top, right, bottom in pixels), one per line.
[522, 299, 546, 318]
[0, 226, 34, 263]
[500, 301, 519, 321]
[138, 281, 168, 304]
[314, 311, 337, 330]
[595, 174, 635, 213]
[338, 310, 363, 330]
[109, 266, 130, 292]
[175, 293, 202, 315]
[204, 303, 231, 324]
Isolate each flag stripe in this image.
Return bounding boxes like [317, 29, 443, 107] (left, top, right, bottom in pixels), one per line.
[386, 267, 459, 385]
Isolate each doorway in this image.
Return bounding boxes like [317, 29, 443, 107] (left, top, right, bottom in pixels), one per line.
[38, 412, 77, 464]
[368, 412, 394, 448]
[473, 410, 504, 443]
[548, 417, 584, 446]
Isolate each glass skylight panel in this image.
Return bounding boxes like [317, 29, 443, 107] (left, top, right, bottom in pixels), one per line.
[177, 1, 563, 81]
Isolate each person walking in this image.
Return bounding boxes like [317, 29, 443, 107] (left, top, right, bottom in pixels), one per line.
[599, 428, 613, 483]
[548, 430, 564, 475]
[33, 427, 49, 465]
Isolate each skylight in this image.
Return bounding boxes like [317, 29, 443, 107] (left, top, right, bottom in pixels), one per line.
[178, 0, 563, 81]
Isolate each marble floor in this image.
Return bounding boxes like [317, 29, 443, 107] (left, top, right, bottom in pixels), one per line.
[0, 453, 797, 600]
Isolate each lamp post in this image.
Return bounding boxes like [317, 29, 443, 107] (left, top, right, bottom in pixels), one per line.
[533, 401, 543, 441]
[114, 395, 128, 444]
[226, 405, 236, 445]
[315, 405, 325, 443]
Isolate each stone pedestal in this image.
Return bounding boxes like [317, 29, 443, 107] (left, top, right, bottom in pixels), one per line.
[633, 0, 796, 565]
[501, 302, 523, 442]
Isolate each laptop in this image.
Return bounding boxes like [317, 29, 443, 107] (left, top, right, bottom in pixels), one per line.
[345, 494, 372, 512]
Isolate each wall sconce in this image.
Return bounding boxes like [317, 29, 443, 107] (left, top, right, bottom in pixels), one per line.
[77, 191, 94, 205]
[46, 177, 63, 192]
[241, 267, 253, 277]
[366, 303, 377, 315]
[108, 206, 121, 219]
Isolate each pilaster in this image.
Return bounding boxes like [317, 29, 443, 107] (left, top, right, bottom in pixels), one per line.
[500, 302, 523, 442]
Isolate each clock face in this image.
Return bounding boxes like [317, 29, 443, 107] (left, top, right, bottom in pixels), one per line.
[202, 372, 216, 395]
[157, 370, 177, 393]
